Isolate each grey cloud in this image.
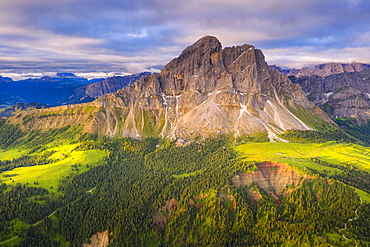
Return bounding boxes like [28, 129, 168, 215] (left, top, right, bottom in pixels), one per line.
[0, 0, 370, 78]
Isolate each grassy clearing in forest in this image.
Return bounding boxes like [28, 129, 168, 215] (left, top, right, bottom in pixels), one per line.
[0, 148, 28, 161]
[326, 232, 355, 246]
[351, 187, 370, 203]
[0, 144, 106, 193]
[172, 169, 203, 179]
[233, 142, 370, 171]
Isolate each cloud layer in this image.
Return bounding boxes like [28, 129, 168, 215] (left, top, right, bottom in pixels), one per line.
[1, 0, 370, 79]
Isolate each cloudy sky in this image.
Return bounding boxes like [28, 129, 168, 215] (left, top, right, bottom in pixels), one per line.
[1, 0, 370, 80]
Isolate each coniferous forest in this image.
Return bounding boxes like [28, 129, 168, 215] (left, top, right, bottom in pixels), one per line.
[0, 122, 369, 246]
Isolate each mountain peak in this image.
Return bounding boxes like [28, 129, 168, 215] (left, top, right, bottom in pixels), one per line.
[173, 35, 222, 65]
[187, 35, 221, 51]
[9, 36, 331, 141]
[160, 35, 225, 95]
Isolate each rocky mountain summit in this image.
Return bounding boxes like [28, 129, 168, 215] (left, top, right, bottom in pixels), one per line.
[9, 36, 330, 141]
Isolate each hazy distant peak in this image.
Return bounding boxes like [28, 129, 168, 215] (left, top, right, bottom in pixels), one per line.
[285, 62, 370, 78]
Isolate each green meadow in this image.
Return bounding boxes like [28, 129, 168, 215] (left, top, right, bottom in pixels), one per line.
[172, 169, 203, 179]
[351, 187, 370, 202]
[0, 143, 106, 193]
[0, 148, 28, 161]
[233, 142, 370, 171]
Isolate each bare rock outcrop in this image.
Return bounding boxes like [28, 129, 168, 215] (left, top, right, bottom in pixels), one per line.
[92, 36, 324, 139]
[82, 230, 109, 247]
[153, 198, 177, 228]
[232, 162, 311, 202]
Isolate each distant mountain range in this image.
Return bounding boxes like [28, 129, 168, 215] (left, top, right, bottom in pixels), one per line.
[0, 72, 153, 113]
[271, 62, 370, 78]
[269, 63, 370, 119]
[68, 72, 153, 103]
[288, 69, 370, 119]
[0, 75, 89, 109]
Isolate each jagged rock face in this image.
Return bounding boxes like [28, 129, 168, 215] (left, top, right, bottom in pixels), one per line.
[9, 36, 329, 140]
[286, 62, 370, 78]
[82, 230, 109, 247]
[291, 69, 370, 119]
[232, 162, 311, 202]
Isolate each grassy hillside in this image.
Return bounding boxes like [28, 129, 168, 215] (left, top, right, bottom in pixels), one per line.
[234, 142, 370, 171]
[0, 144, 106, 193]
[0, 149, 28, 161]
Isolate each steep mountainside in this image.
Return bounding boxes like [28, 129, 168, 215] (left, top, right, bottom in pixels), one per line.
[290, 69, 370, 119]
[0, 103, 48, 117]
[285, 62, 370, 78]
[9, 36, 331, 140]
[69, 72, 153, 103]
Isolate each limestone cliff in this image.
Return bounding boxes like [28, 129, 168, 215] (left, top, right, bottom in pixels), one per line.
[8, 36, 331, 140]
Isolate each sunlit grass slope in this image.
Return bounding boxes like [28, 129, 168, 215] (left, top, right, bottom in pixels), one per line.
[233, 142, 370, 171]
[0, 143, 106, 193]
[0, 149, 28, 161]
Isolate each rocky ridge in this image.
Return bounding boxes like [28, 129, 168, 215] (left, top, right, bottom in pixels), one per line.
[0, 103, 48, 118]
[9, 36, 331, 140]
[70, 72, 153, 103]
[284, 62, 370, 78]
[291, 69, 370, 119]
